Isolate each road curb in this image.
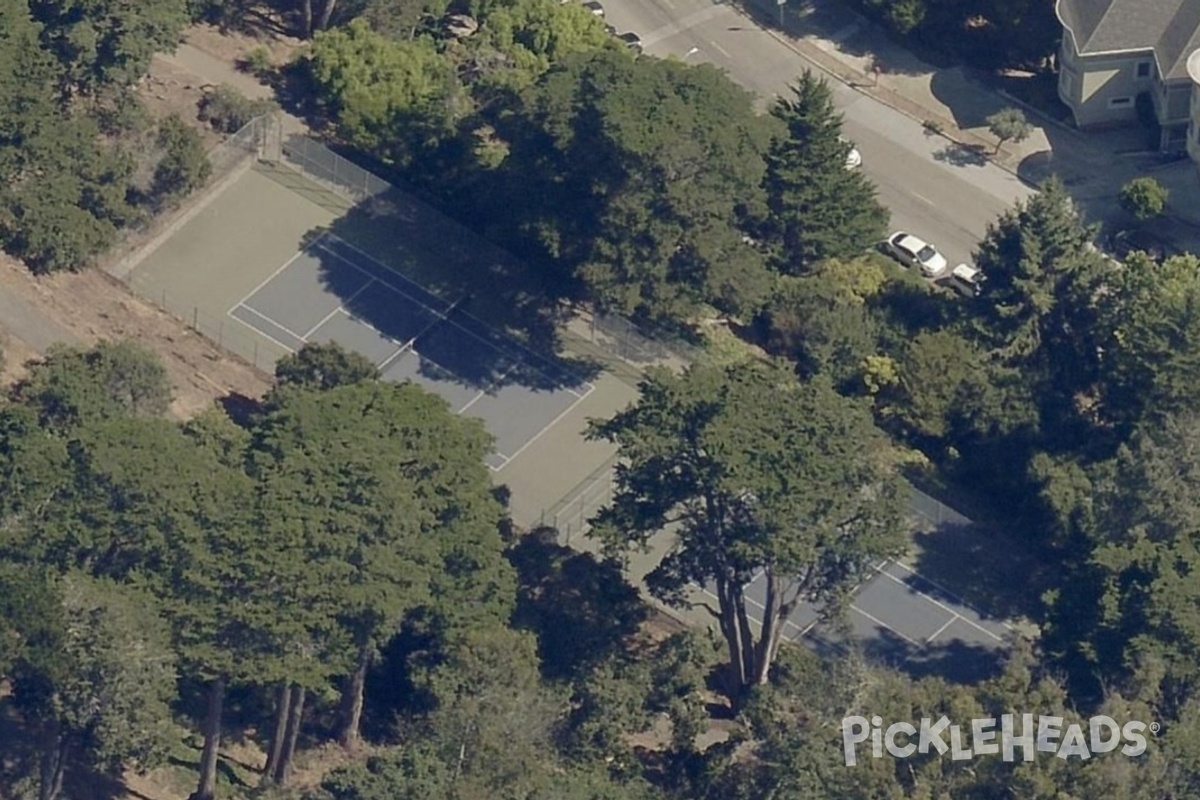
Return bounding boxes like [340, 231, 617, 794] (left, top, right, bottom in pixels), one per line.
[748, 15, 1042, 192]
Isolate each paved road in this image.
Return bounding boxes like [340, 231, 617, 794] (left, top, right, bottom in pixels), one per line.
[600, 0, 1034, 267]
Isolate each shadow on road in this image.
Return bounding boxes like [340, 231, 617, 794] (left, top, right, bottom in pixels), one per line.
[932, 141, 990, 167]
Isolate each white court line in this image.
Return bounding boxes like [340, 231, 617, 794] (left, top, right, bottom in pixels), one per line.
[911, 192, 935, 206]
[375, 339, 411, 371]
[925, 615, 959, 644]
[850, 603, 920, 646]
[574, 381, 597, 399]
[227, 309, 298, 355]
[228, 233, 330, 315]
[456, 388, 490, 415]
[319, 233, 589, 392]
[487, 379, 594, 466]
[487, 453, 513, 472]
[712, 42, 732, 59]
[880, 564, 1007, 642]
[233, 303, 309, 343]
[696, 583, 806, 639]
[301, 279, 377, 340]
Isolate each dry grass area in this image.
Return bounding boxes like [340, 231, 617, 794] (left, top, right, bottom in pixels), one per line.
[185, 22, 306, 69]
[0, 256, 272, 419]
[137, 59, 225, 148]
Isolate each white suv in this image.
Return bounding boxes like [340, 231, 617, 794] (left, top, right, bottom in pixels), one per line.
[885, 231, 948, 278]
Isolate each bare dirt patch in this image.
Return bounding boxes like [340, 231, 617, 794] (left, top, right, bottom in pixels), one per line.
[185, 22, 306, 72]
[0, 256, 272, 420]
[138, 58, 224, 148]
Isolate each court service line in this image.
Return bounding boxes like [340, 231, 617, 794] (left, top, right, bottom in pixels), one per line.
[227, 309, 298, 355]
[876, 567, 1006, 642]
[850, 603, 920, 646]
[499, 388, 596, 466]
[375, 341, 410, 372]
[227, 234, 330, 315]
[301, 279, 378, 340]
[487, 453, 513, 472]
[234, 303, 310, 344]
[318, 233, 588, 390]
[889, 560, 1019, 634]
[925, 615, 959, 645]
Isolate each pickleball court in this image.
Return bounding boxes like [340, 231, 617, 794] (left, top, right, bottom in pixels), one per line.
[228, 233, 593, 469]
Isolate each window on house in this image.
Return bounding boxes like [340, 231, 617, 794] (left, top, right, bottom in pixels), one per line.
[1108, 96, 1133, 108]
[1136, 61, 1152, 79]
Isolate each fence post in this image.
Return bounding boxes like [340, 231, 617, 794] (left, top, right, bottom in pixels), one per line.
[192, 307, 198, 330]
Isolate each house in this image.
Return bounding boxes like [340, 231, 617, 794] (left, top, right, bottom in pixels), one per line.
[1054, 0, 1200, 164]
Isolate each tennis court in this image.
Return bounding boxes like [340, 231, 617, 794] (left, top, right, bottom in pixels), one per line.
[229, 233, 594, 470]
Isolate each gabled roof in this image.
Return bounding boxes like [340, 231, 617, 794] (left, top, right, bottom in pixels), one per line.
[1056, 0, 1200, 81]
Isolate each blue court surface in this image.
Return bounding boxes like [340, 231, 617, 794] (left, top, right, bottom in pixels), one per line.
[705, 558, 1012, 682]
[229, 233, 594, 470]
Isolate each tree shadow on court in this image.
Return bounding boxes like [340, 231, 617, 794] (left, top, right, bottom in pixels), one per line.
[844, 628, 1006, 683]
[908, 522, 1042, 625]
[302, 194, 601, 393]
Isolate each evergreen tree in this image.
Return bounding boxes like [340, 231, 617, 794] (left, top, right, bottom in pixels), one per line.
[588, 361, 904, 705]
[762, 71, 888, 274]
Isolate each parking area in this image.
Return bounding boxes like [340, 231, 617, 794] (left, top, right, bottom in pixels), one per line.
[230, 233, 594, 470]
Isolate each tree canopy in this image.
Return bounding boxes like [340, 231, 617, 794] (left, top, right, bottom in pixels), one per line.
[589, 361, 904, 702]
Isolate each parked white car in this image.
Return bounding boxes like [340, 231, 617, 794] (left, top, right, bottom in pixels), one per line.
[583, 1, 604, 15]
[885, 231, 948, 277]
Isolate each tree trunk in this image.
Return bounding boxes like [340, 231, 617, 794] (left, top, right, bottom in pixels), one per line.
[316, 0, 338, 31]
[302, 0, 313, 37]
[190, 677, 226, 800]
[337, 647, 371, 750]
[37, 727, 67, 800]
[261, 684, 292, 784]
[274, 685, 306, 785]
[752, 569, 780, 686]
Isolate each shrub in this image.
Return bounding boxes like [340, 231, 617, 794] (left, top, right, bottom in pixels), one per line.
[152, 115, 213, 206]
[198, 85, 276, 133]
[1119, 177, 1168, 222]
[240, 46, 273, 77]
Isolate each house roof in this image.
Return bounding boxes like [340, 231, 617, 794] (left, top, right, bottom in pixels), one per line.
[1056, 0, 1200, 81]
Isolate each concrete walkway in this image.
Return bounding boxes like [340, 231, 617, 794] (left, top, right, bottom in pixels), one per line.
[745, 0, 1200, 253]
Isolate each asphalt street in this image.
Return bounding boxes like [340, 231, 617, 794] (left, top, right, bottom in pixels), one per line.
[598, 0, 1035, 268]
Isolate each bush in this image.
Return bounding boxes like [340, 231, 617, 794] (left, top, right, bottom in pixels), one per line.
[198, 85, 276, 133]
[240, 46, 273, 78]
[152, 115, 213, 206]
[1119, 177, 1168, 222]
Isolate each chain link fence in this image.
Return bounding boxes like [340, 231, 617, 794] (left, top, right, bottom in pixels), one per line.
[540, 466, 616, 546]
[103, 114, 278, 283]
[280, 134, 391, 204]
[906, 485, 973, 529]
[568, 306, 705, 371]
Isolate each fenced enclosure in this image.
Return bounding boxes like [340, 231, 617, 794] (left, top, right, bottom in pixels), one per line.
[280, 135, 391, 204]
[540, 466, 616, 545]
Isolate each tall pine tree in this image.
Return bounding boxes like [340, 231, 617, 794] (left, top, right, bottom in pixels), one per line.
[762, 71, 888, 274]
